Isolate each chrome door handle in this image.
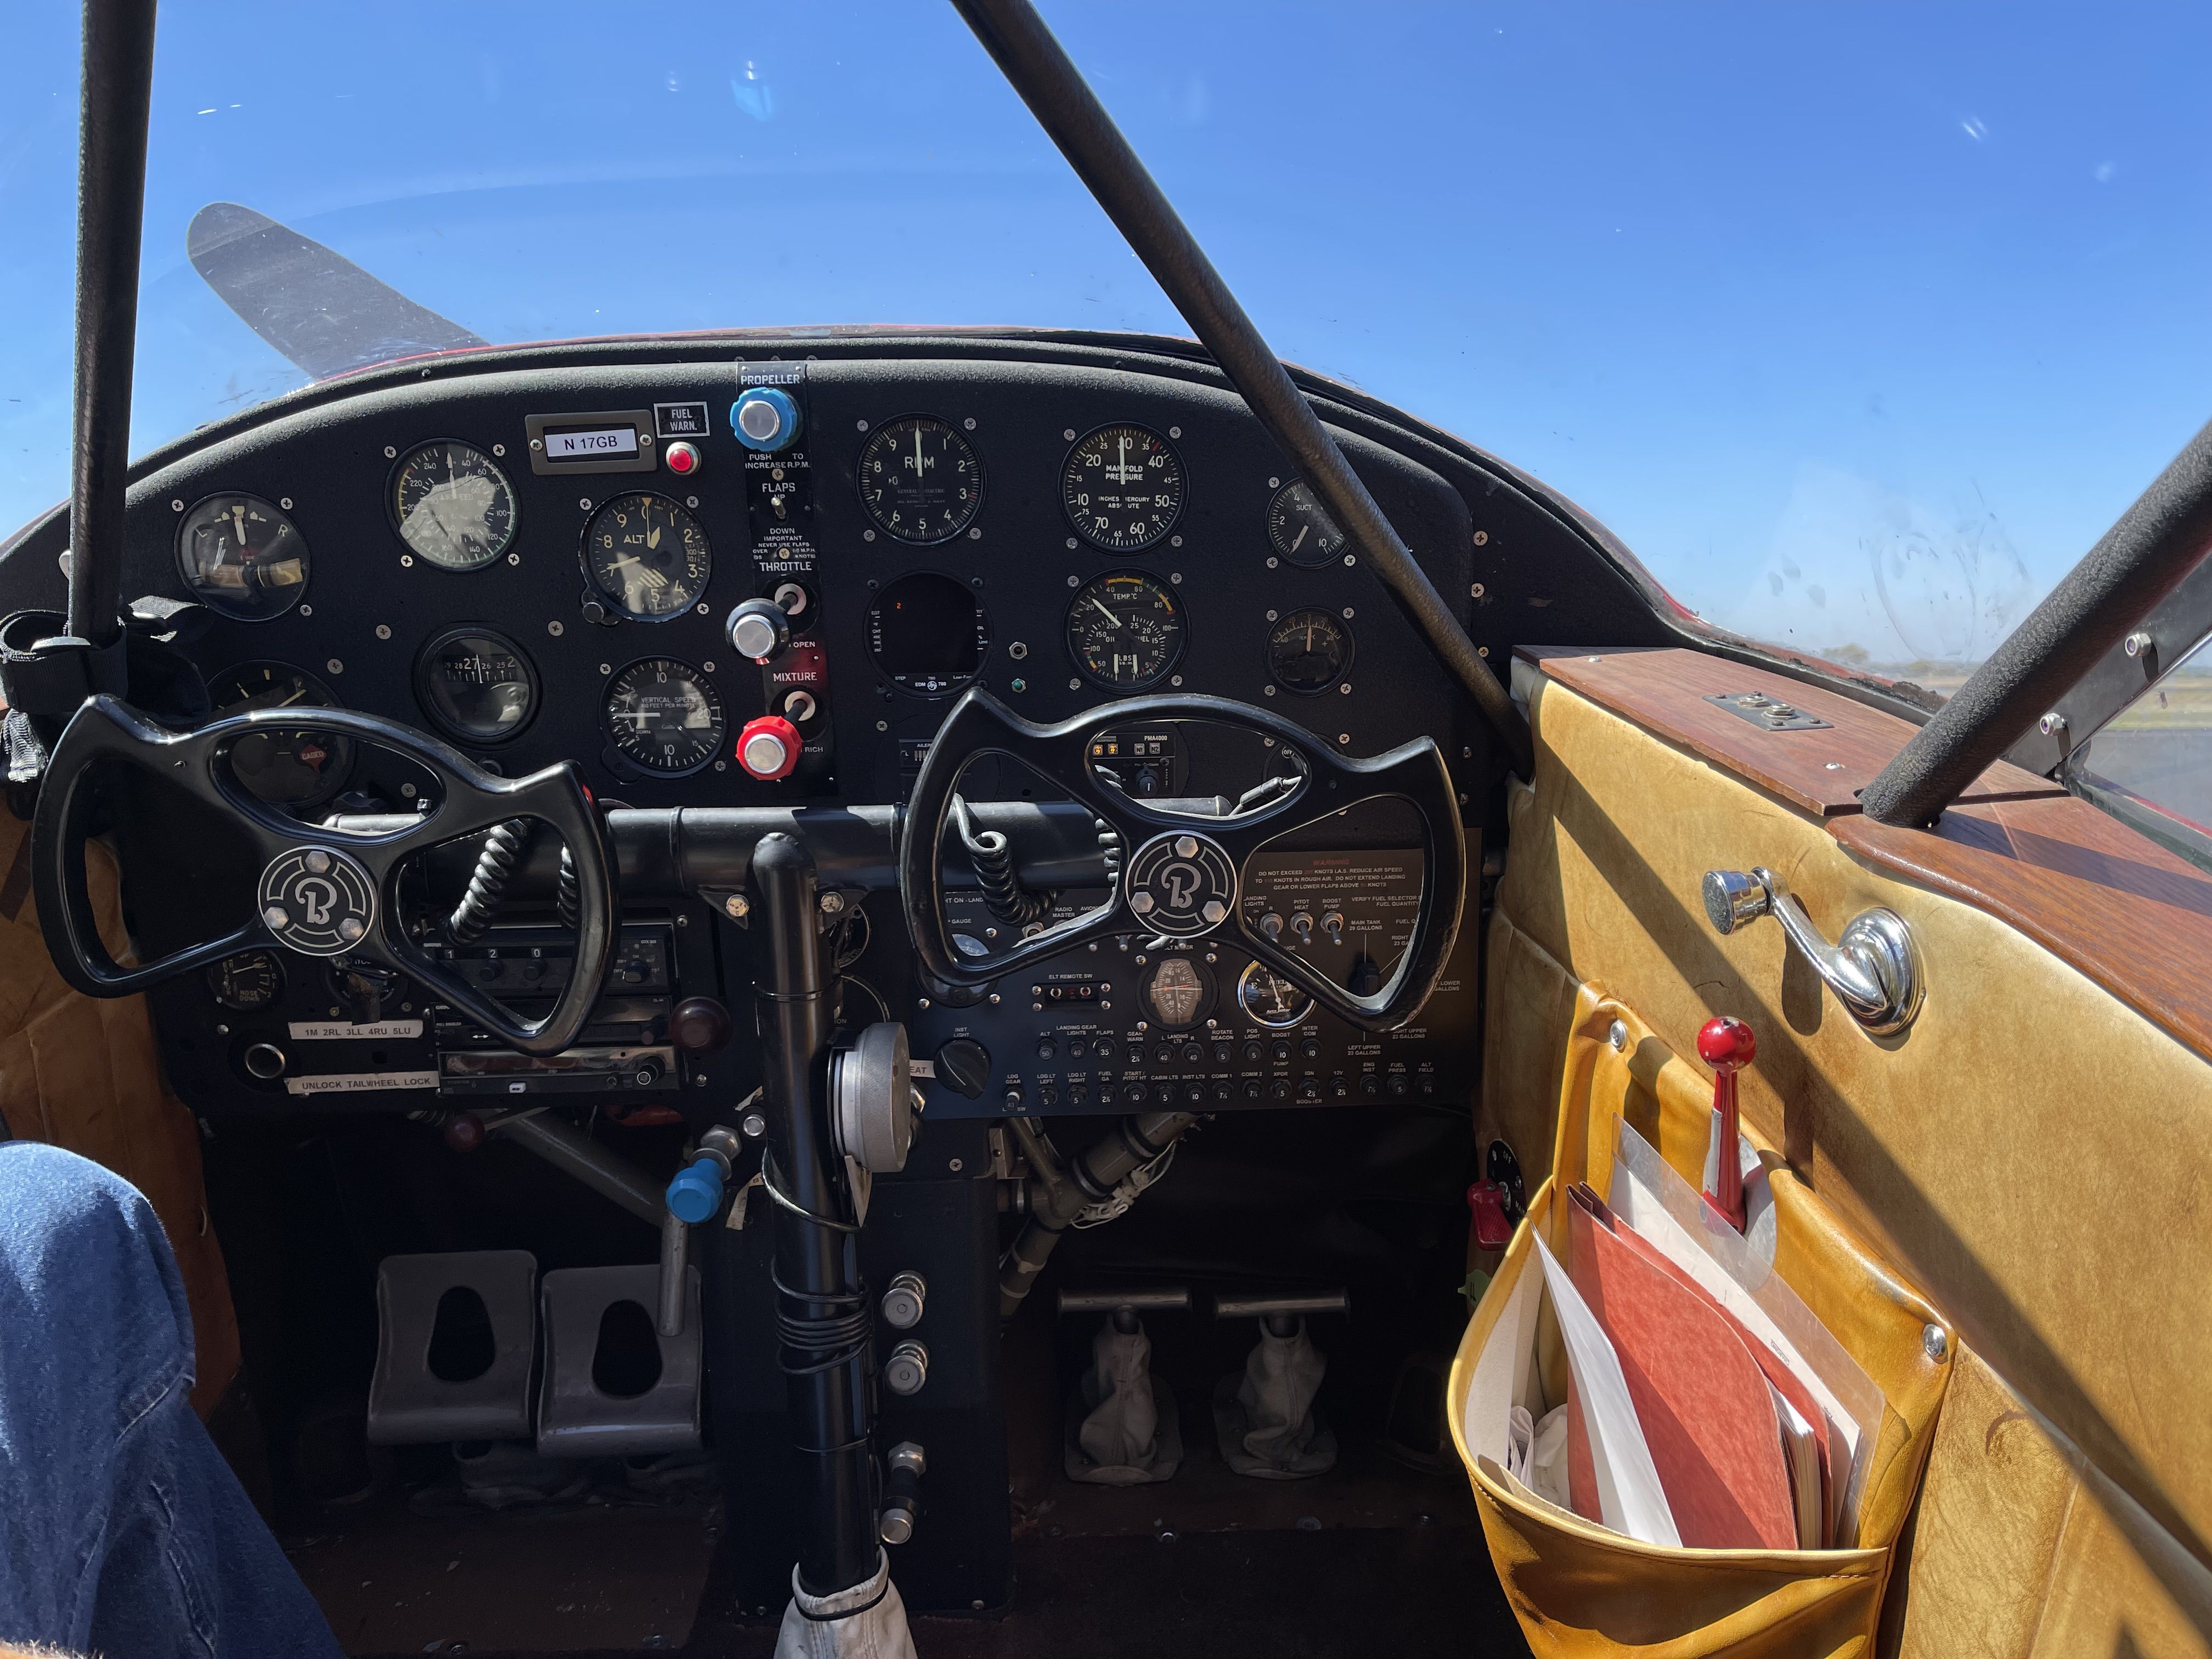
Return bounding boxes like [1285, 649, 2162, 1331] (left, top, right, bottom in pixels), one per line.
[1701, 868, 1924, 1035]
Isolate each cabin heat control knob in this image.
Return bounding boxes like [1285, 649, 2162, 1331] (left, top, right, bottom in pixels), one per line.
[736, 715, 800, 781]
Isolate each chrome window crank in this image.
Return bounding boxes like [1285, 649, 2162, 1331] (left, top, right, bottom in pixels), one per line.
[1701, 868, 1925, 1035]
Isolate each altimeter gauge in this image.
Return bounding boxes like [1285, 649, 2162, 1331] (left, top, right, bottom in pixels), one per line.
[1065, 572, 1186, 690]
[583, 493, 713, 619]
[1062, 424, 1184, 550]
[391, 441, 518, 569]
[857, 416, 984, 543]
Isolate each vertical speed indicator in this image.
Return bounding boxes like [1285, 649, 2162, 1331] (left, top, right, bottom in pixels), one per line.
[1062, 424, 1183, 550]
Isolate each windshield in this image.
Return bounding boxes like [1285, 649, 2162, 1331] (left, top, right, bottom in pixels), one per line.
[4, 3, 2207, 682]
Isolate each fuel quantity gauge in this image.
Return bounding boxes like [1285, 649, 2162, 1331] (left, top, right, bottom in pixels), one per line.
[1266, 609, 1352, 693]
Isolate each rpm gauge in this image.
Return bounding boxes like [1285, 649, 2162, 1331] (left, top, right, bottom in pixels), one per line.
[176, 493, 310, 620]
[391, 441, 517, 569]
[1266, 608, 1352, 693]
[604, 658, 726, 776]
[206, 662, 353, 808]
[1066, 572, 1186, 690]
[583, 493, 712, 619]
[1062, 424, 1183, 551]
[1237, 962, 1314, 1029]
[857, 416, 983, 544]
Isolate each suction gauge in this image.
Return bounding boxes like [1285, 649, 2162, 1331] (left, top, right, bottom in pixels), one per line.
[206, 663, 353, 808]
[1266, 480, 1346, 567]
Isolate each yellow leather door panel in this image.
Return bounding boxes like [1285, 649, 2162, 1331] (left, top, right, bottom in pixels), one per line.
[1482, 661, 2212, 1650]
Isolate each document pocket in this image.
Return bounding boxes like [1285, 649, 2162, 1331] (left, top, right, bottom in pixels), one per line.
[1448, 995, 1954, 1659]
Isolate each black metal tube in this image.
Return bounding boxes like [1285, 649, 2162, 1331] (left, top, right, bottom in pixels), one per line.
[751, 833, 878, 1596]
[947, 0, 1533, 779]
[1862, 415, 2212, 827]
[67, 0, 159, 648]
[998, 1110, 1195, 1318]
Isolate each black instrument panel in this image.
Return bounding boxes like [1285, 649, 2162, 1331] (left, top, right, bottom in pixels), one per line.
[0, 340, 1647, 1119]
[26, 356, 1494, 813]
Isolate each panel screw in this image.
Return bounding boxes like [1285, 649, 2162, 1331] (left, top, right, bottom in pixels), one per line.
[400, 554, 414, 567]
[1470, 583, 1486, 598]
[1168, 426, 1181, 438]
[1170, 572, 1182, 584]
[1342, 607, 1355, 619]
[1338, 732, 1350, 744]
[579, 496, 592, 510]
[1170, 674, 1183, 686]
[876, 719, 889, 731]
[1338, 682, 1352, 695]
[1069, 678, 1081, 690]
[1170, 535, 1183, 548]
[549, 620, 565, 636]
[1474, 531, 1489, 546]
[1922, 1324, 1949, 1362]
[2124, 631, 2153, 659]
[724, 894, 751, 920]
[492, 443, 505, 456]
[279, 496, 293, 511]
[384, 445, 398, 458]
[1343, 554, 1356, 566]
[1268, 476, 1280, 488]
[1477, 646, 1490, 658]
[964, 417, 978, 430]
[857, 419, 870, 431]
[1263, 685, 1277, 696]
[1266, 608, 1278, 622]
[600, 663, 612, 675]
[1063, 428, 1077, 441]
[326, 658, 343, 674]
[820, 891, 847, 916]
[374, 624, 392, 640]
[1066, 538, 1078, 550]
[507, 552, 521, 566]
[1266, 556, 1279, 569]
[171, 498, 184, 512]
[298, 603, 313, 617]
[2038, 711, 2067, 737]
[1066, 575, 1080, 587]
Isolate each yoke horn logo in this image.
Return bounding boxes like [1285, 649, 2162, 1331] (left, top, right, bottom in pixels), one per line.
[1124, 831, 1238, 939]
[256, 845, 376, 957]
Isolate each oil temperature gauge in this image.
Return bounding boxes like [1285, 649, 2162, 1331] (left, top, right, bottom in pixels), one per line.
[1066, 572, 1185, 690]
[207, 950, 284, 1012]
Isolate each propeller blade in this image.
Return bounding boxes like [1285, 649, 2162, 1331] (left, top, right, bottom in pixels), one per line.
[185, 201, 486, 381]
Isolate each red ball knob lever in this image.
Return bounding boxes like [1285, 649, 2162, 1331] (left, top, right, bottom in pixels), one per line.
[736, 715, 801, 781]
[1697, 1016, 1756, 1232]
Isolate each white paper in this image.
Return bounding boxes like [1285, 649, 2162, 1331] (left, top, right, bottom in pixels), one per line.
[1530, 1403, 1572, 1509]
[1610, 1119, 1883, 1547]
[1462, 1246, 1545, 1467]
[1532, 1232, 1681, 1547]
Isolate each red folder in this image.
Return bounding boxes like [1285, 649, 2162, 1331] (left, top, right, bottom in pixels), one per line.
[1570, 1183, 1832, 1539]
[1563, 1190, 1799, 1550]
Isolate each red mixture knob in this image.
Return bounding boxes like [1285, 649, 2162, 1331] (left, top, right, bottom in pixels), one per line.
[736, 715, 801, 781]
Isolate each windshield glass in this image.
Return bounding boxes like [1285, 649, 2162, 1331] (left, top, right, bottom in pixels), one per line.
[4, 3, 2207, 682]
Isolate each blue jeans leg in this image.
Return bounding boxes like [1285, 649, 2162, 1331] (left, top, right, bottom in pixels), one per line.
[0, 1141, 343, 1658]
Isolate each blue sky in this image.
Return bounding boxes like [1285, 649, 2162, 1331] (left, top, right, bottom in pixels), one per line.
[4, 2, 2210, 663]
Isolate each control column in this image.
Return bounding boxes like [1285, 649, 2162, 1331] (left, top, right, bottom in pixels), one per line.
[752, 833, 879, 1597]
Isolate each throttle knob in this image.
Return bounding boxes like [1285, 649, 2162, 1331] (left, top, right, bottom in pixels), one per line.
[736, 715, 801, 781]
[726, 598, 792, 665]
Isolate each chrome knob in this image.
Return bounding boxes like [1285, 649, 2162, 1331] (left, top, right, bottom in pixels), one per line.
[884, 1339, 930, 1397]
[881, 1271, 927, 1330]
[1701, 868, 1771, 935]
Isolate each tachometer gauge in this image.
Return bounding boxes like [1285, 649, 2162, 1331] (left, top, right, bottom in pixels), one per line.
[207, 662, 353, 808]
[1066, 572, 1186, 690]
[603, 658, 726, 775]
[416, 627, 538, 743]
[1062, 424, 1183, 551]
[176, 493, 311, 620]
[207, 950, 284, 1012]
[1237, 961, 1314, 1029]
[1266, 608, 1352, 693]
[1266, 480, 1346, 567]
[857, 416, 983, 544]
[391, 441, 517, 569]
[582, 493, 713, 619]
